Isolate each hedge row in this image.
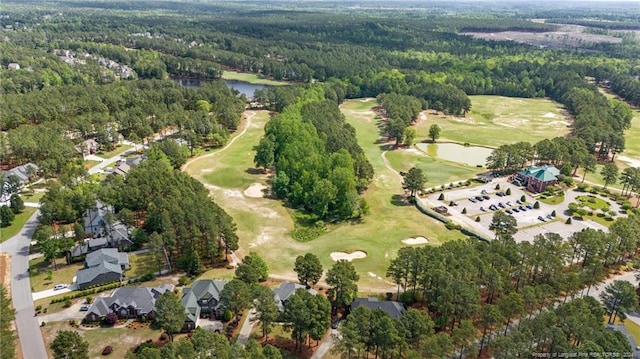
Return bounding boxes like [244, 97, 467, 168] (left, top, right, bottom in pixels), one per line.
[50, 282, 124, 304]
[415, 200, 492, 242]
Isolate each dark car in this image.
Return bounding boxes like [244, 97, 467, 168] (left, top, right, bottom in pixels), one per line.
[483, 195, 490, 200]
[331, 317, 341, 329]
[505, 209, 513, 214]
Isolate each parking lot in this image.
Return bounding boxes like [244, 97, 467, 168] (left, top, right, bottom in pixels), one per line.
[424, 178, 609, 243]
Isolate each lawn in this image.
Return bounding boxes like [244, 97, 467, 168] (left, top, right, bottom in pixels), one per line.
[621, 108, 640, 162]
[0, 207, 36, 243]
[222, 70, 289, 86]
[20, 190, 45, 204]
[83, 160, 101, 170]
[575, 195, 612, 211]
[127, 252, 164, 279]
[29, 256, 83, 292]
[384, 149, 483, 188]
[96, 144, 132, 159]
[41, 320, 162, 359]
[417, 95, 570, 148]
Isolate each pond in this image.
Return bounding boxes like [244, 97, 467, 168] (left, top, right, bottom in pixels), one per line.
[415, 142, 493, 167]
[175, 78, 272, 98]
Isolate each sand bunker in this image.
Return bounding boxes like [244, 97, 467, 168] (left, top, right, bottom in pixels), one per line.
[402, 236, 429, 245]
[244, 183, 267, 198]
[330, 251, 367, 262]
[404, 148, 420, 154]
[542, 112, 558, 118]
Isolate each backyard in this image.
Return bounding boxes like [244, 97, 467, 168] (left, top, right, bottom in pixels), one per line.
[29, 256, 82, 292]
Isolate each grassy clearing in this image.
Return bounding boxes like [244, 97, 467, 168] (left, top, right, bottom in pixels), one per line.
[417, 95, 569, 148]
[622, 108, 640, 161]
[96, 144, 132, 159]
[83, 160, 101, 170]
[41, 321, 162, 359]
[126, 251, 168, 280]
[0, 207, 36, 243]
[222, 70, 289, 86]
[195, 267, 237, 281]
[384, 149, 483, 188]
[29, 256, 82, 292]
[575, 195, 612, 210]
[20, 190, 45, 203]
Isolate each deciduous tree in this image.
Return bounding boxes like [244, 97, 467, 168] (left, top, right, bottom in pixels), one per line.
[294, 253, 323, 286]
[155, 291, 185, 342]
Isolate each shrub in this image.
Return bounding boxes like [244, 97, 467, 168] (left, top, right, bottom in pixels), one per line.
[622, 202, 632, 210]
[445, 222, 462, 230]
[495, 184, 500, 190]
[462, 208, 467, 214]
[608, 210, 617, 217]
[86, 296, 93, 304]
[140, 272, 154, 282]
[222, 309, 233, 322]
[475, 216, 481, 222]
[178, 276, 191, 286]
[551, 210, 556, 217]
[160, 333, 169, 341]
[438, 193, 445, 200]
[35, 305, 42, 312]
[576, 183, 589, 191]
[399, 290, 418, 305]
[140, 315, 147, 323]
[102, 346, 113, 355]
[64, 299, 72, 308]
[533, 201, 540, 209]
[566, 218, 572, 224]
[520, 195, 526, 203]
[104, 312, 118, 326]
[41, 321, 46, 327]
[506, 188, 511, 195]
[225, 264, 235, 270]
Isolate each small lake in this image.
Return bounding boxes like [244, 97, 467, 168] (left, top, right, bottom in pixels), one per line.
[415, 142, 493, 167]
[176, 78, 272, 98]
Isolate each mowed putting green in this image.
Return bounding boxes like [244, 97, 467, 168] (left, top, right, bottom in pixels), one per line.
[184, 101, 465, 290]
[418, 95, 570, 147]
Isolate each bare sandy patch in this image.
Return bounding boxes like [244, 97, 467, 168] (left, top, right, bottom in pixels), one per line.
[618, 155, 640, 168]
[201, 169, 213, 173]
[547, 120, 571, 127]
[543, 112, 558, 118]
[330, 251, 367, 262]
[223, 189, 243, 198]
[360, 98, 375, 102]
[402, 236, 429, 245]
[495, 118, 529, 128]
[404, 148, 420, 154]
[244, 183, 267, 198]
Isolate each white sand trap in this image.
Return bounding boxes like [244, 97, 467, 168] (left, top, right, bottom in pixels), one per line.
[368, 272, 377, 277]
[543, 112, 558, 118]
[244, 183, 267, 198]
[223, 189, 243, 198]
[330, 251, 367, 262]
[201, 169, 214, 173]
[402, 236, 429, 245]
[404, 148, 420, 154]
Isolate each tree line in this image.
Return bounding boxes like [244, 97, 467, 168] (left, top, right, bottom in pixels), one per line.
[254, 86, 373, 221]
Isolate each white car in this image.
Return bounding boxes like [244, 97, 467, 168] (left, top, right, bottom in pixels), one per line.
[80, 304, 90, 311]
[53, 284, 68, 290]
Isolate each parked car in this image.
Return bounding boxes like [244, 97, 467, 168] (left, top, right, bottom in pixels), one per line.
[506, 201, 512, 206]
[538, 216, 545, 222]
[482, 195, 490, 200]
[80, 304, 90, 311]
[519, 206, 527, 212]
[506, 210, 513, 214]
[54, 284, 68, 291]
[469, 198, 477, 203]
[331, 317, 341, 329]
[475, 196, 484, 201]
[498, 203, 505, 208]
[480, 207, 486, 212]
[526, 204, 533, 209]
[496, 192, 505, 197]
[512, 208, 520, 213]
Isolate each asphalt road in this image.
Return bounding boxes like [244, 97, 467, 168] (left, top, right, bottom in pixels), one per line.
[2, 210, 48, 359]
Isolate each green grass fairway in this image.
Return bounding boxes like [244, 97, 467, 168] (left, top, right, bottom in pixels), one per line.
[222, 70, 289, 86]
[417, 95, 569, 147]
[620, 108, 640, 162]
[185, 104, 464, 290]
[0, 207, 36, 243]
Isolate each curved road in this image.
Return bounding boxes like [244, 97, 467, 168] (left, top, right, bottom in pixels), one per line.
[2, 210, 47, 359]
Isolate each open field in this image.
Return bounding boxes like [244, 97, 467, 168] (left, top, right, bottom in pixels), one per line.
[41, 321, 162, 359]
[222, 70, 288, 86]
[185, 103, 464, 290]
[417, 95, 570, 148]
[0, 208, 36, 243]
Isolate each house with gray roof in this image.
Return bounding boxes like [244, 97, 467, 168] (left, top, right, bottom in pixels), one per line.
[83, 200, 114, 235]
[2, 162, 40, 189]
[84, 284, 174, 322]
[76, 248, 129, 289]
[350, 297, 406, 319]
[181, 279, 227, 331]
[272, 281, 318, 312]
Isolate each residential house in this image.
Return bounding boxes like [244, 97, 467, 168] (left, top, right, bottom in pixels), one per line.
[350, 297, 406, 319]
[76, 248, 129, 290]
[84, 284, 174, 322]
[2, 162, 40, 187]
[112, 156, 143, 177]
[514, 165, 560, 193]
[75, 138, 100, 157]
[272, 281, 318, 312]
[83, 200, 115, 235]
[181, 279, 227, 331]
